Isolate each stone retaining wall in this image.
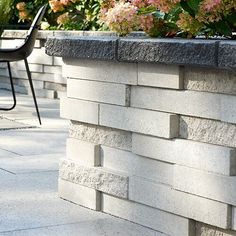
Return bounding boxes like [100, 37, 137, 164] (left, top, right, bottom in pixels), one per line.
[46, 36, 236, 236]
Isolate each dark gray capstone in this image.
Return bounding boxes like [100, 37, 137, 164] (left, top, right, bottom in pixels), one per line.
[117, 38, 217, 67]
[45, 36, 236, 69]
[218, 41, 236, 70]
[45, 36, 118, 61]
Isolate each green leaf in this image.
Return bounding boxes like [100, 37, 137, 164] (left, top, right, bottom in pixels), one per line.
[180, 1, 195, 16]
[180, 0, 200, 16]
[214, 21, 232, 36]
[226, 13, 236, 25]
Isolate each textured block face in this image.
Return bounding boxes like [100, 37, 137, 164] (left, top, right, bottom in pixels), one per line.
[66, 138, 100, 166]
[132, 133, 236, 176]
[60, 97, 99, 125]
[59, 159, 128, 198]
[129, 177, 230, 228]
[69, 121, 132, 151]
[138, 63, 183, 89]
[58, 179, 101, 211]
[117, 38, 217, 67]
[63, 59, 138, 85]
[100, 104, 179, 138]
[102, 194, 195, 236]
[180, 116, 236, 148]
[196, 222, 236, 236]
[67, 79, 130, 106]
[174, 165, 236, 205]
[101, 146, 173, 185]
[184, 67, 235, 95]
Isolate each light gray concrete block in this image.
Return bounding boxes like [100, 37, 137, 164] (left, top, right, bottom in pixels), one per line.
[174, 165, 236, 205]
[11, 61, 43, 73]
[131, 86, 224, 121]
[102, 194, 195, 236]
[59, 159, 128, 198]
[232, 207, 236, 230]
[101, 146, 173, 185]
[67, 138, 100, 166]
[60, 97, 99, 125]
[28, 48, 53, 65]
[221, 95, 236, 124]
[54, 56, 64, 66]
[17, 78, 44, 89]
[184, 67, 236, 95]
[100, 104, 179, 138]
[44, 65, 62, 74]
[67, 79, 130, 106]
[58, 178, 101, 211]
[129, 177, 230, 228]
[56, 91, 67, 99]
[138, 63, 183, 89]
[180, 116, 236, 148]
[69, 121, 132, 151]
[132, 133, 236, 176]
[63, 58, 137, 85]
[44, 81, 66, 91]
[196, 222, 236, 236]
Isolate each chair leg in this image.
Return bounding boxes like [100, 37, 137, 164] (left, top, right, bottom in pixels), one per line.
[0, 61, 16, 111]
[24, 58, 41, 125]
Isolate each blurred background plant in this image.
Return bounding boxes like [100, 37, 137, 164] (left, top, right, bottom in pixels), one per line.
[12, 0, 102, 30]
[0, 0, 15, 35]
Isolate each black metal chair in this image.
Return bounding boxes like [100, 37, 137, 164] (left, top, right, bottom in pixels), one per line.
[0, 5, 47, 125]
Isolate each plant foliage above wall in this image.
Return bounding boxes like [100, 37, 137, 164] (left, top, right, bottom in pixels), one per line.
[13, 0, 236, 38]
[14, 0, 102, 30]
[100, 0, 236, 38]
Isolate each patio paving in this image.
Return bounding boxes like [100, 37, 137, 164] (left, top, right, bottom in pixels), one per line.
[0, 89, 160, 236]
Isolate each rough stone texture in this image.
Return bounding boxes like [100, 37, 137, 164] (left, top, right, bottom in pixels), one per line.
[232, 208, 236, 230]
[129, 177, 231, 229]
[196, 223, 236, 236]
[45, 37, 118, 61]
[179, 116, 236, 148]
[69, 121, 132, 151]
[100, 104, 179, 138]
[59, 159, 128, 198]
[118, 38, 217, 66]
[66, 138, 100, 166]
[59, 179, 101, 211]
[101, 146, 173, 185]
[218, 41, 236, 69]
[137, 63, 184, 89]
[67, 79, 130, 106]
[184, 67, 236, 95]
[63, 58, 138, 85]
[174, 165, 236, 205]
[60, 97, 99, 125]
[102, 194, 195, 236]
[132, 133, 236, 176]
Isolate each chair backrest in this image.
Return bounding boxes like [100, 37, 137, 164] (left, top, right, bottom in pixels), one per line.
[23, 4, 47, 58]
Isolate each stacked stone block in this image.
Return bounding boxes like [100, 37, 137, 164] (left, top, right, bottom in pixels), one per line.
[56, 56, 236, 235]
[0, 30, 66, 99]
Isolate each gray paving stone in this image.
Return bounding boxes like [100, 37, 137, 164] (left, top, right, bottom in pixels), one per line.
[0, 128, 67, 156]
[0, 153, 63, 174]
[0, 218, 163, 236]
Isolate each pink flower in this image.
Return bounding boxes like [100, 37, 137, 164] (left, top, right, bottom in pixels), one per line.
[49, 0, 64, 13]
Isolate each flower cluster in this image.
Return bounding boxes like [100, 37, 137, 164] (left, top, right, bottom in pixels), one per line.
[100, 0, 236, 38]
[16, 2, 31, 21]
[101, 1, 138, 35]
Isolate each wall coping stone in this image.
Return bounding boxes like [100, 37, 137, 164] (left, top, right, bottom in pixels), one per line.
[3, 30, 234, 69]
[44, 35, 236, 70]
